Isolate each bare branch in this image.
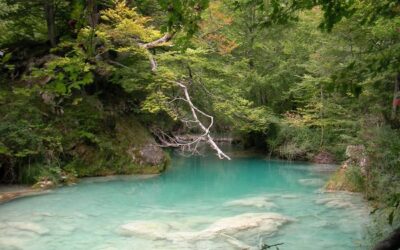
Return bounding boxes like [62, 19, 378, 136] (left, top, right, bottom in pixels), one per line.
[146, 51, 157, 72]
[139, 33, 175, 49]
[175, 81, 231, 160]
[107, 60, 129, 68]
[138, 33, 231, 160]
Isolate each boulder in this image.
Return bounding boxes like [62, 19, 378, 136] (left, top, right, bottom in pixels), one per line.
[138, 143, 166, 166]
[313, 151, 335, 164]
[120, 213, 292, 243]
[346, 145, 366, 160]
[201, 213, 291, 238]
[32, 180, 55, 190]
[128, 143, 167, 169]
[345, 145, 368, 175]
[325, 144, 369, 192]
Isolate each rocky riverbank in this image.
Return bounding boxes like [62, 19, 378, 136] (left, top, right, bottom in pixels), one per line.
[0, 186, 51, 204]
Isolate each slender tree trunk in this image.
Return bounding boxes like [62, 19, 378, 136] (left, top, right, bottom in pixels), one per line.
[391, 74, 400, 119]
[44, 0, 57, 47]
[86, 0, 99, 28]
[85, 0, 99, 56]
[320, 84, 324, 147]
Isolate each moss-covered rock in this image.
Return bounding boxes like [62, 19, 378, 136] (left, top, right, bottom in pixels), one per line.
[63, 114, 169, 178]
[325, 165, 365, 192]
[325, 145, 368, 192]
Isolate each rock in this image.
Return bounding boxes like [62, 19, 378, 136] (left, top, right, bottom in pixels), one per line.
[0, 222, 49, 235]
[120, 221, 171, 239]
[313, 151, 335, 164]
[128, 143, 167, 168]
[139, 143, 166, 166]
[298, 178, 324, 187]
[220, 233, 255, 250]
[201, 213, 291, 238]
[346, 145, 366, 159]
[326, 144, 369, 192]
[345, 145, 368, 175]
[120, 213, 292, 243]
[0, 189, 50, 204]
[32, 180, 55, 190]
[315, 197, 354, 209]
[224, 197, 277, 209]
[281, 194, 300, 199]
[0, 237, 24, 250]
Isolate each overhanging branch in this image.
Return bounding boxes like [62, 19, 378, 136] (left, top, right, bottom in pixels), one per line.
[174, 81, 231, 160]
[139, 33, 231, 160]
[139, 33, 175, 49]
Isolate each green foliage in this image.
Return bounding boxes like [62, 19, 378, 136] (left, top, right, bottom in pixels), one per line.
[0, 87, 62, 183]
[31, 55, 93, 96]
[344, 165, 365, 192]
[0, 1, 400, 244]
[157, 0, 209, 35]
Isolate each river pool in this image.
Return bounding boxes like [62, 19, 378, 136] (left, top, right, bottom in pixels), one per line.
[0, 154, 369, 250]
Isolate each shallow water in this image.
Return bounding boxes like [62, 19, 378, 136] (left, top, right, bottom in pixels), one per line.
[0, 154, 369, 250]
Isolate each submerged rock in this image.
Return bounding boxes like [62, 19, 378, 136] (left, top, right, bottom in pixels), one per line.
[0, 221, 49, 236]
[224, 197, 277, 209]
[298, 178, 324, 187]
[120, 221, 171, 239]
[7, 222, 49, 235]
[120, 212, 292, 244]
[202, 213, 290, 237]
[315, 197, 354, 209]
[280, 194, 300, 199]
[0, 237, 24, 250]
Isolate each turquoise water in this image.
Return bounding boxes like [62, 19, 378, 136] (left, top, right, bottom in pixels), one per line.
[0, 154, 369, 250]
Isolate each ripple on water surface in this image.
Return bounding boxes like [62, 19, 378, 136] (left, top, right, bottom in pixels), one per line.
[0, 156, 369, 250]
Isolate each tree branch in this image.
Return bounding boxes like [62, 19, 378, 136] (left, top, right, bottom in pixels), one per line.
[139, 33, 231, 160]
[175, 81, 231, 160]
[139, 33, 175, 49]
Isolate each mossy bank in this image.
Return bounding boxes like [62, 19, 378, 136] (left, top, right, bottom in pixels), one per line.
[0, 86, 169, 185]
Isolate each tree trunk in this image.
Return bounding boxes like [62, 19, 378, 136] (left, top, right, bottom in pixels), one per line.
[391, 74, 400, 119]
[86, 0, 99, 57]
[44, 0, 57, 47]
[86, 0, 99, 28]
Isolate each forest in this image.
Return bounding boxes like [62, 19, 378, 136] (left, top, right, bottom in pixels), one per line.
[0, 0, 399, 249]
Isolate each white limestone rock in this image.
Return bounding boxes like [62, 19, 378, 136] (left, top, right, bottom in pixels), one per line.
[224, 197, 277, 209]
[120, 212, 292, 244]
[3, 222, 49, 235]
[315, 197, 354, 209]
[120, 221, 172, 240]
[0, 237, 24, 250]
